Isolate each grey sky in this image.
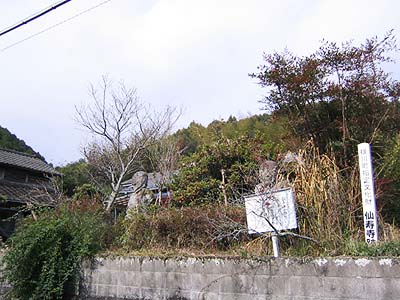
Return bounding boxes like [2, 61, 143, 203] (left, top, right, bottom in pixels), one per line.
[1, 0, 399, 165]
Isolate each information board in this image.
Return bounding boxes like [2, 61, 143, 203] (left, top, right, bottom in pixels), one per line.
[245, 188, 297, 234]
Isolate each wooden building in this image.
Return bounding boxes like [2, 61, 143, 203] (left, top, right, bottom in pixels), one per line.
[0, 148, 61, 240]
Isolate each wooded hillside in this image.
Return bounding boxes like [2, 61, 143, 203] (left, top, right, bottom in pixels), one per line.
[0, 126, 45, 161]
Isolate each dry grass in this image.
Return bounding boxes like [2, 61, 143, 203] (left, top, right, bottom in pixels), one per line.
[120, 205, 249, 252]
[281, 141, 362, 248]
[275, 140, 400, 254]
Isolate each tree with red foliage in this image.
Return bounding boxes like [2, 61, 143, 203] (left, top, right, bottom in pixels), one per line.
[251, 31, 400, 164]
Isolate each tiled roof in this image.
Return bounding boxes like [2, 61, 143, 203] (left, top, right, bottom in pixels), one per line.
[115, 172, 172, 207]
[120, 172, 164, 192]
[0, 148, 61, 175]
[0, 180, 55, 204]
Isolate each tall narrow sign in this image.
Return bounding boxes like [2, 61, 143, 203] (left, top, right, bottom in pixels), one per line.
[358, 143, 378, 244]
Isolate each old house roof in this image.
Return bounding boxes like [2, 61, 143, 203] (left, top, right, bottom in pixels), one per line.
[120, 172, 163, 192]
[0, 180, 54, 204]
[115, 172, 173, 207]
[0, 148, 61, 175]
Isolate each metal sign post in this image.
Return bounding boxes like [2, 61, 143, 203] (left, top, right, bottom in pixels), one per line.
[271, 232, 280, 257]
[358, 143, 378, 244]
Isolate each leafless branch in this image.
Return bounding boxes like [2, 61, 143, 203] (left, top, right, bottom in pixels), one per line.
[75, 76, 180, 211]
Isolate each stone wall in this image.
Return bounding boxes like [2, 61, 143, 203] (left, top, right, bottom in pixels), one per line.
[80, 256, 400, 300]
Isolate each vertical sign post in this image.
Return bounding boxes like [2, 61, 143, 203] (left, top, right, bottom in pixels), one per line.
[358, 143, 378, 244]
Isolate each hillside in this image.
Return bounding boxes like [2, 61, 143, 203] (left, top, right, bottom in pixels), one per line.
[0, 126, 45, 161]
[173, 113, 289, 155]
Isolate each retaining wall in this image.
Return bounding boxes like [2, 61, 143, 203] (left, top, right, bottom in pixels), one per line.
[80, 256, 400, 300]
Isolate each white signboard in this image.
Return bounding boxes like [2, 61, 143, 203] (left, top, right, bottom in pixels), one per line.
[245, 188, 297, 234]
[358, 143, 378, 243]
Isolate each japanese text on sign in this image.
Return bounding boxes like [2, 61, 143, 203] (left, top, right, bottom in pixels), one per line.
[358, 143, 378, 244]
[244, 188, 297, 234]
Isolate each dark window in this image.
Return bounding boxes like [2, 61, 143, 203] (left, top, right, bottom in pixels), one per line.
[28, 175, 47, 185]
[4, 169, 27, 182]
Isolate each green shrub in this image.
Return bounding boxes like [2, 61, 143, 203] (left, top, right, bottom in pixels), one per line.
[171, 136, 280, 206]
[344, 240, 400, 257]
[2, 200, 107, 300]
[378, 134, 400, 225]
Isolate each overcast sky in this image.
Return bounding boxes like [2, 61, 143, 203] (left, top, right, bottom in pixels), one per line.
[1, 0, 399, 165]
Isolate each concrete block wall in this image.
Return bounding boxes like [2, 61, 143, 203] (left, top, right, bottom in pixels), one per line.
[80, 256, 400, 300]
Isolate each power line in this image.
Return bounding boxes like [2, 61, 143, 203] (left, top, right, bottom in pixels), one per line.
[0, 0, 73, 37]
[0, 0, 113, 53]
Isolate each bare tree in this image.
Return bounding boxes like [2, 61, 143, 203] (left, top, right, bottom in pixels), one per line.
[146, 137, 180, 205]
[76, 76, 178, 211]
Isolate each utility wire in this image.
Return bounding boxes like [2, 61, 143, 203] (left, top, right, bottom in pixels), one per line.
[0, 0, 113, 53]
[0, 0, 73, 37]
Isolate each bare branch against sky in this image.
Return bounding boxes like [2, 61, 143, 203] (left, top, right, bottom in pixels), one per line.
[0, 0, 399, 165]
[75, 76, 178, 211]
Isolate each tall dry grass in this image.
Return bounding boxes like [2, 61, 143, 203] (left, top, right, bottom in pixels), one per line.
[277, 140, 400, 254]
[279, 141, 363, 250]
